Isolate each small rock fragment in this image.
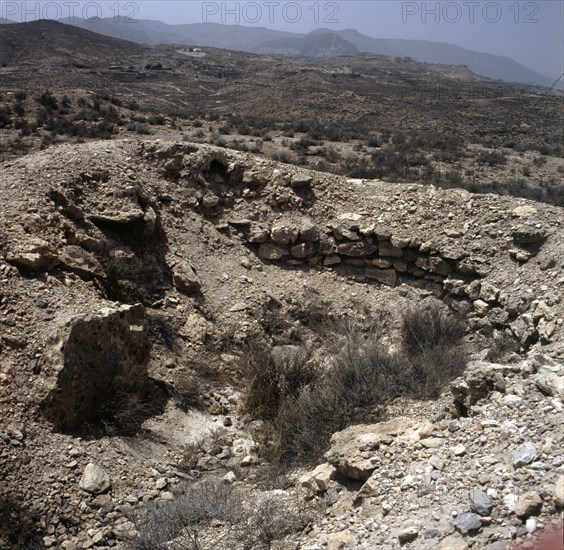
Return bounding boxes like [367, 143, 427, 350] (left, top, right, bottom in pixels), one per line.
[515, 492, 542, 519]
[80, 463, 111, 495]
[469, 488, 494, 516]
[453, 512, 482, 535]
[512, 442, 537, 468]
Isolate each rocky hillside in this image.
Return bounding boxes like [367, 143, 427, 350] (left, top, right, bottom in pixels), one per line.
[0, 139, 562, 549]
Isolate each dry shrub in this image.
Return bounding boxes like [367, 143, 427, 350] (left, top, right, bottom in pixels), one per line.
[127, 479, 243, 550]
[99, 376, 163, 437]
[242, 491, 311, 549]
[245, 306, 468, 463]
[402, 304, 465, 355]
[127, 479, 310, 550]
[241, 341, 317, 420]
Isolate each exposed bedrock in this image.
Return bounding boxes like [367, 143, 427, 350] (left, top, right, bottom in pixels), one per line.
[36, 304, 150, 432]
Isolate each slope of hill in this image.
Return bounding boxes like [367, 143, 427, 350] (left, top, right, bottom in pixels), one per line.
[0, 18, 146, 64]
[331, 28, 555, 87]
[255, 32, 359, 57]
[53, 17, 555, 86]
[1, 19, 563, 550]
[0, 135, 563, 550]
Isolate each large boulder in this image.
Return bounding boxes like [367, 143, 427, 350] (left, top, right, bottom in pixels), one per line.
[37, 304, 150, 431]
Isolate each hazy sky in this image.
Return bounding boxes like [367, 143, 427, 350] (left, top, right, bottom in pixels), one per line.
[3, 1, 563, 79]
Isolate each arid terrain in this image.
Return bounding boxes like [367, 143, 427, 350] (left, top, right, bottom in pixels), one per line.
[0, 19, 563, 550]
[1, 20, 563, 204]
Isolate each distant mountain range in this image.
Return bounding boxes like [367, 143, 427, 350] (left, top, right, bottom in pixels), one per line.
[1, 16, 555, 87]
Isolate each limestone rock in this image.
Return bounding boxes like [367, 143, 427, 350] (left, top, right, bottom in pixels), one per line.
[534, 366, 563, 398]
[439, 534, 468, 550]
[258, 243, 288, 260]
[37, 304, 150, 431]
[327, 530, 354, 550]
[59, 245, 105, 279]
[325, 418, 421, 480]
[171, 259, 201, 295]
[299, 463, 335, 493]
[271, 224, 293, 244]
[80, 463, 111, 494]
[515, 491, 542, 518]
[291, 242, 316, 259]
[201, 193, 220, 208]
[479, 282, 500, 303]
[397, 524, 418, 543]
[512, 205, 537, 218]
[6, 236, 59, 271]
[451, 361, 516, 416]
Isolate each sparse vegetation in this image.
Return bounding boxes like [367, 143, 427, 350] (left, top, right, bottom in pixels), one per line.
[243, 305, 468, 463]
[127, 478, 310, 550]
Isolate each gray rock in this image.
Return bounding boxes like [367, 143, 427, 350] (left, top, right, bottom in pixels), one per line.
[291, 173, 313, 188]
[365, 267, 397, 286]
[469, 488, 494, 516]
[80, 463, 111, 494]
[336, 241, 377, 257]
[453, 512, 482, 535]
[512, 442, 537, 468]
[512, 225, 546, 245]
[171, 260, 201, 295]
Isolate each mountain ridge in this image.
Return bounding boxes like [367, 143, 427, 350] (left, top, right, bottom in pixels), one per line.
[44, 17, 556, 86]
